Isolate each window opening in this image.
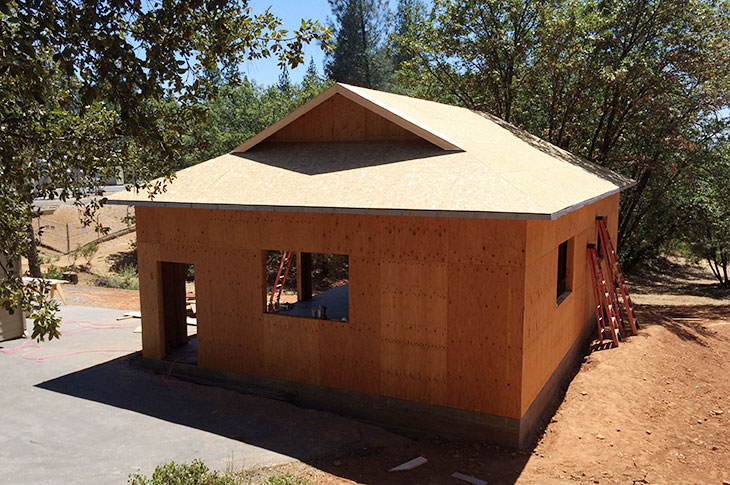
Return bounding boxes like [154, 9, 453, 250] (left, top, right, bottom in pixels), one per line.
[265, 251, 349, 321]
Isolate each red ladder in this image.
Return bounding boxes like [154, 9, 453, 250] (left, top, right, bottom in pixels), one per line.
[268, 251, 294, 312]
[587, 244, 621, 347]
[596, 217, 639, 335]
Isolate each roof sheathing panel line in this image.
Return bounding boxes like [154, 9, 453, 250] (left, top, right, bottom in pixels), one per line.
[232, 84, 463, 153]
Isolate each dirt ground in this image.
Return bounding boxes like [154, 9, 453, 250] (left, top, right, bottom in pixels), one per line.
[35, 232, 141, 310]
[37, 239, 730, 484]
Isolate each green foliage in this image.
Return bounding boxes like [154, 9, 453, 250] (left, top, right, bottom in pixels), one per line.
[122, 212, 136, 227]
[128, 459, 234, 485]
[77, 242, 99, 266]
[262, 474, 313, 485]
[389, 0, 425, 80]
[394, 0, 730, 271]
[178, 70, 332, 168]
[42, 265, 65, 280]
[94, 265, 139, 291]
[681, 137, 730, 284]
[1, 2, 331, 340]
[325, 0, 395, 89]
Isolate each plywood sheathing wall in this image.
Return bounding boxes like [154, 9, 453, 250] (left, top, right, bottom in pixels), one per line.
[266, 93, 423, 144]
[520, 193, 621, 414]
[136, 206, 527, 419]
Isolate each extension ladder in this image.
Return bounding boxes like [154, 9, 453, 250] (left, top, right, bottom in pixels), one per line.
[596, 217, 639, 335]
[268, 251, 294, 312]
[588, 244, 621, 347]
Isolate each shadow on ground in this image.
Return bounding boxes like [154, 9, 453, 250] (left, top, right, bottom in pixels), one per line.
[108, 247, 138, 273]
[37, 355, 533, 483]
[636, 305, 728, 347]
[628, 257, 730, 299]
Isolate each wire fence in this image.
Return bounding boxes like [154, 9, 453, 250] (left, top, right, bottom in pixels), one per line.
[34, 205, 134, 254]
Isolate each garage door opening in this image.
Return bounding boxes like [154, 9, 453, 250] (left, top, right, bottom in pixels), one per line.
[160, 261, 198, 365]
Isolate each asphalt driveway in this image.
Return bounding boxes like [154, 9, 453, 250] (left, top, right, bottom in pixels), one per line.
[0, 306, 406, 484]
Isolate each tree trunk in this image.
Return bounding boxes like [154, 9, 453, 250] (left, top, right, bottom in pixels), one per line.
[26, 222, 42, 278]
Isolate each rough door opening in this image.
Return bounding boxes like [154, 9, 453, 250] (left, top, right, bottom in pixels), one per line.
[160, 261, 198, 365]
[265, 251, 349, 322]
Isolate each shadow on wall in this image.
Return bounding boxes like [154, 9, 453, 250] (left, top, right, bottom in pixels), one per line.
[36, 354, 533, 483]
[238, 139, 460, 176]
[474, 111, 633, 188]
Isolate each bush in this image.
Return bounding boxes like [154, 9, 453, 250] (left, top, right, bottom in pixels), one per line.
[78, 242, 99, 266]
[43, 265, 66, 280]
[129, 459, 234, 485]
[263, 474, 312, 485]
[94, 265, 139, 290]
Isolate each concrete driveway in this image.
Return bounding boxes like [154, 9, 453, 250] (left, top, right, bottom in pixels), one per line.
[0, 306, 406, 484]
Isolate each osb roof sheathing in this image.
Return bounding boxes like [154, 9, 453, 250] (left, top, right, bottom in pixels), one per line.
[109, 83, 634, 220]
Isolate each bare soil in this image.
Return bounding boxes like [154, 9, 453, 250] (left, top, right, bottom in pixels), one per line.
[59, 285, 140, 311]
[34, 204, 133, 253]
[35, 231, 140, 310]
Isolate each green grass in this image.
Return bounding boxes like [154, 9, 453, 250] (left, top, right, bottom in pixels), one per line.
[94, 264, 139, 290]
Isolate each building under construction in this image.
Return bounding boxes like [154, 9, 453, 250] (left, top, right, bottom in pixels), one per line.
[110, 83, 636, 447]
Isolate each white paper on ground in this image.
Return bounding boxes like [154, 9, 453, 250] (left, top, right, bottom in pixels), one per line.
[388, 455, 428, 471]
[451, 471, 487, 485]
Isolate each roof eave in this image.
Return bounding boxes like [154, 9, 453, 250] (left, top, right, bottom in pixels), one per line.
[106, 183, 634, 221]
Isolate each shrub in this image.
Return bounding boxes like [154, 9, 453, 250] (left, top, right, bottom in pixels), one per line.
[263, 474, 312, 485]
[78, 242, 99, 266]
[68, 245, 81, 267]
[43, 265, 65, 280]
[129, 459, 234, 485]
[94, 265, 139, 290]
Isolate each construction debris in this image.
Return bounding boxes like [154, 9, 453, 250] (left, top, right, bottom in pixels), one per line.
[388, 455, 427, 472]
[451, 471, 487, 485]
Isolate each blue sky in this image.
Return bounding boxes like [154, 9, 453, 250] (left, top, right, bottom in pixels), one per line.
[245, 0, 334, 86]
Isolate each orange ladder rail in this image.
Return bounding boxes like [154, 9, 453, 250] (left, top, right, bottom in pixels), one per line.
[588, 244, 621, 347]
[596, 217, 639, 335]
[268, 251, 294, 312]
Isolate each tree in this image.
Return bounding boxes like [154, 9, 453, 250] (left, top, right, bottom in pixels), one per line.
[682, 135, 730, 285]
[277, 68, 293, 95]
[394, 0, 540, 119]
[389, 0, 425, 77]
[325, 0, 394, 89]
[395, 0, 730, 270]
[0, 0, 331, 340]
[177, 73, 333, 169]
